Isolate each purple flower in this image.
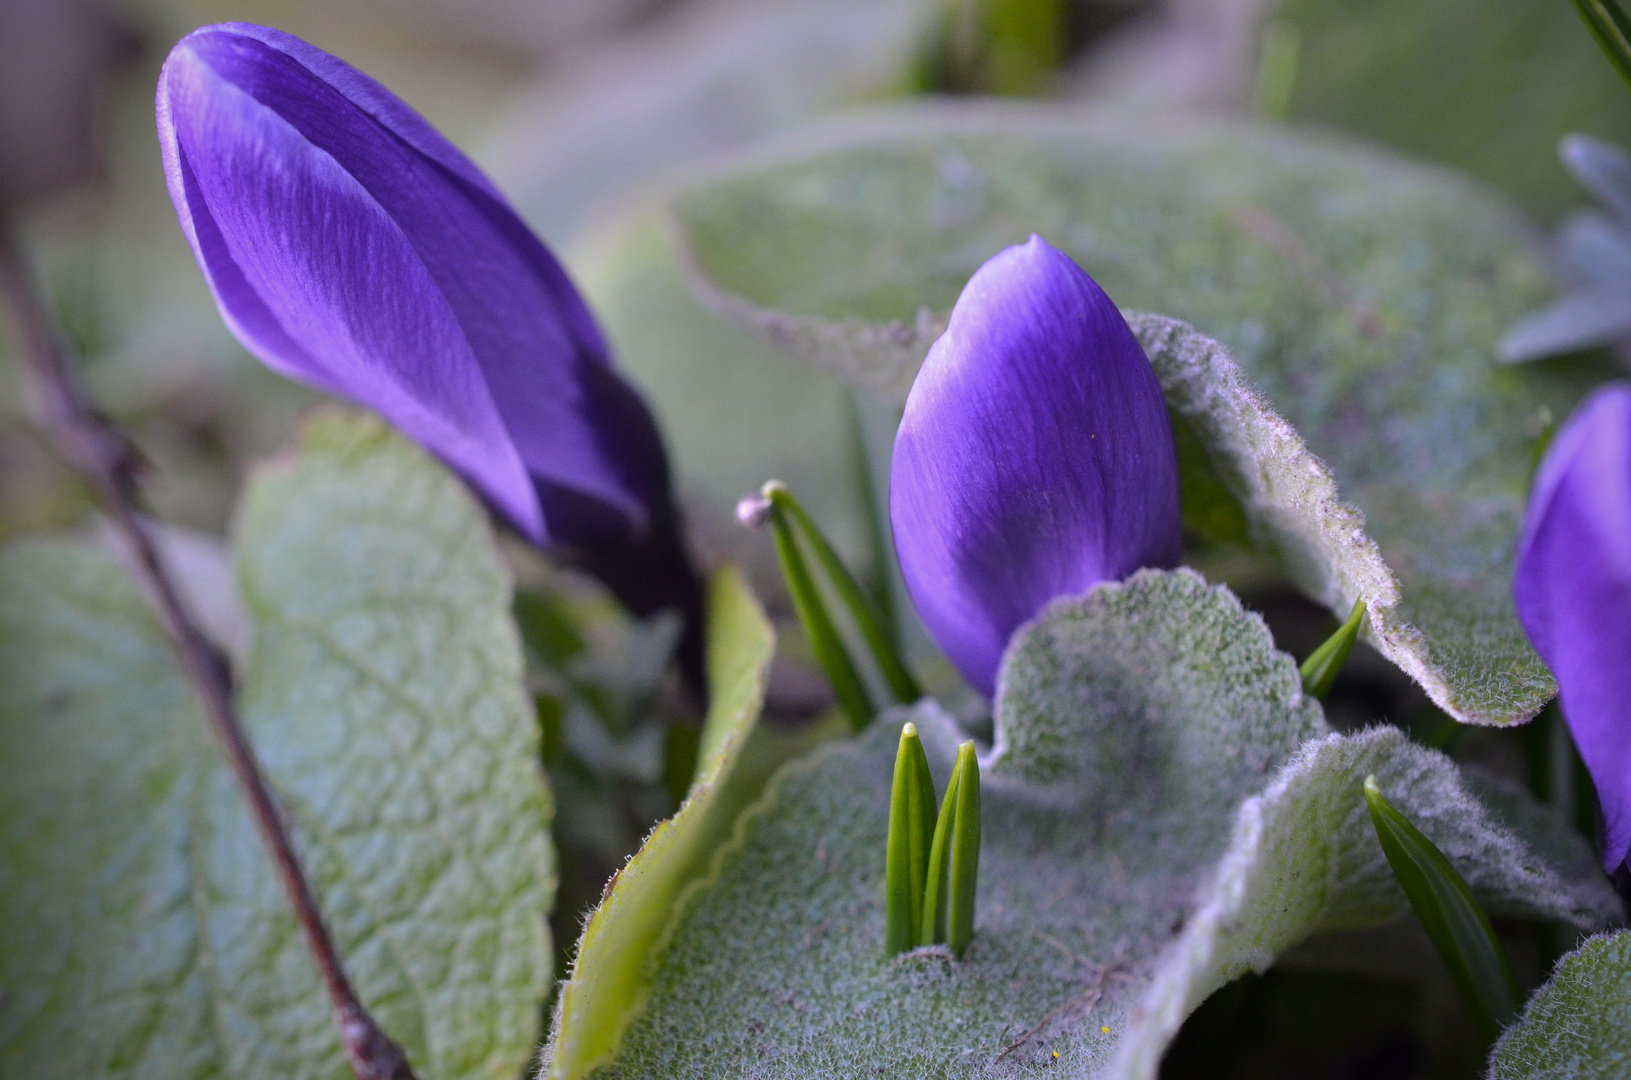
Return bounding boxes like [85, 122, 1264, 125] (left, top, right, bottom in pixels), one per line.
[156, 24, 701, 668]
[889, 235, 1182, 696]
[1514, 383, 1631, 887]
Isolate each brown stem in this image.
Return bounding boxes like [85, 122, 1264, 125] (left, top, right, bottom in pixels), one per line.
[0, 235, 417, 1080]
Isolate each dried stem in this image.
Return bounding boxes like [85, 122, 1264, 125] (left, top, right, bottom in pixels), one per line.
[0, 235, 417, 1080]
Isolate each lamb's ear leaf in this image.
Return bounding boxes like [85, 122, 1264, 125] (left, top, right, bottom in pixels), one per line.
[581, 105, 1614, 725]
[0, 407, 554, 1080]
[544, 563, 778, 1079]
[544, 570, 1618, 1080]
[1488, 931, 1631, 1080]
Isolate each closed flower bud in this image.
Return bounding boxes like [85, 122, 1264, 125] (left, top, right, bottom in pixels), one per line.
[157, 24, 702, 677]
[889, 235, 1181, 696]
[1514, 383, 1631, 886]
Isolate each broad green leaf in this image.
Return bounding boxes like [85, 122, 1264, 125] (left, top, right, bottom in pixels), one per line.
[552, 570, 1619, 1079]
[1271, 0, 1631, 217]
[595, 106, 1613, 723]
[1489, 931, 1631, 1080]
[0, 409, 554, 1080]
[545, 565, 777, 1079]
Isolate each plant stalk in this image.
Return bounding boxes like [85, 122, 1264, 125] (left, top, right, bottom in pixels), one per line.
[0, 234, 417, 1080]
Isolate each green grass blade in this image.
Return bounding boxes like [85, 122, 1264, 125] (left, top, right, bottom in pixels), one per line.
[768, 508, 875, 731]
[766, 483, 922, 705]
[946, 741, 982, 957]
[1300, 598, 1366, 700]
[1573, 0, 1631, 92]
[919, 757, 961, 947]
[1363, 775, 1520, 1042]
[885, 723, 938, 956]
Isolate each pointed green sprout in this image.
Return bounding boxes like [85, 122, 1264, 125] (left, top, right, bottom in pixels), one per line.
[764, 496, 875, 730]
[763, 482, 922, 705]
[885, 723, 939, 955]
[1363, 775, 1520, 1043]
[739, 481, 921, 731]
[1573, 0, 1631, 92]
[920, 740, 981, 956]
[1300, 598, 1366, 700]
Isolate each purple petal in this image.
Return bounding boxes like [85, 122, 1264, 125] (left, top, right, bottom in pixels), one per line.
[1514, 383, 1631, 874]
[157, 25, 652, 545]
[889, 236, 1181, 696]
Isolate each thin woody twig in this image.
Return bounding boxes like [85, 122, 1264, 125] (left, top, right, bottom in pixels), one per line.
[0, 234, 417, 1080]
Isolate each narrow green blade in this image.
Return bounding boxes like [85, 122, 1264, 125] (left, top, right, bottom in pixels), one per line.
[919, 756, 961, 948]
[768, 508, 874, 730]
[885, 723, 938, 956]
[1300, 598, 1366, 700]
[945, 741, 982, 957]
[767, 483, 922, 706]
[1573, 0, 1631, 93]
[1364, 775, 1521, 1042]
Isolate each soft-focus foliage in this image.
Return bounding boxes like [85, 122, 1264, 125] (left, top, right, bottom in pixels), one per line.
[1488, 931, 1631, 1080]
[547, 571, 1616, 1078]
[597, 105, 1611, 722]
[0, 409, 554, 1080]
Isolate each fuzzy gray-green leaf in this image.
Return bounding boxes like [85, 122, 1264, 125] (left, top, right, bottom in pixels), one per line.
[585, 106, 1609, 724]
[0, 408, 554, 1080]
[1488, 931, 1631, 1080]
[558, 570, 1617, 1079]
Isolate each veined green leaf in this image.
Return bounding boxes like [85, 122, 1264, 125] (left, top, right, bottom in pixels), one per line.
[0, 409, 554, 1080]
[1363, 775, 1520, 1041]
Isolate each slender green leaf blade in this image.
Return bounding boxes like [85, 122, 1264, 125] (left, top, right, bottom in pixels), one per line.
[1301, 599, 1366, 699]
[946, 740, 981, 957]
[886, 722, 937, 954]
[1363, 775, 1520, 1039]
[770, 483, 921, 704]
[771, 508, 874, 729]
[918, 750, 961, 948]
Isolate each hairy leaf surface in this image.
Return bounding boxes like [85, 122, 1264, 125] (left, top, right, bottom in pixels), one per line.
[585, 106, 1613, 722]
[1488, 931, 1631, 1080]
[549, 570, 1617, 1079]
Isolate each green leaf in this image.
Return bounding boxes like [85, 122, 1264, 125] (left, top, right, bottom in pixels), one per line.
[545, 564, 777, 1079]
[551, 570, 1619, 1079]
[1489, 931, 1631, 1079]
[1363, 775, 1520, 1041]
[886, 722, 938, 954]
[0, 408, 554, 1079]
[1301, 599, 1365, 699]
[1269, 0, 1631, 218]
[585, 107, 1612, 723]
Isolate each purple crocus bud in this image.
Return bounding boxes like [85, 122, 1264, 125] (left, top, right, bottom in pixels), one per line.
[156, 24, 702, 679]
[1514, 383, 1631, 889]
[889, 235, 1181, 697]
